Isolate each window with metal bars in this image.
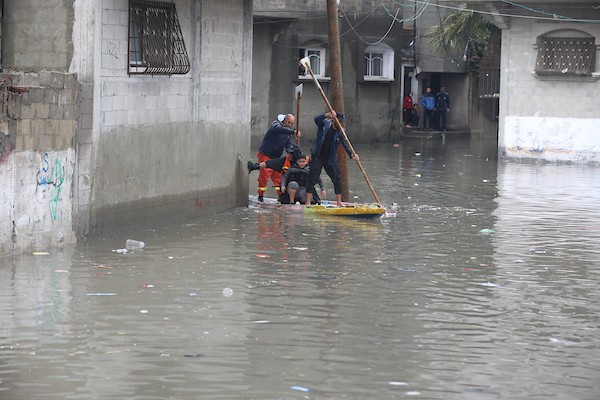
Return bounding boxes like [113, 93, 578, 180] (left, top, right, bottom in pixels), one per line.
[128, 0, 190, 75]
[535, 36, 596, 76]
[479, 69, 500, 98]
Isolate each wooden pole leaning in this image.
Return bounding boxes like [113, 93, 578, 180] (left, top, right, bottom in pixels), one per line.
[299, 57, 382, 206]
[294, 84, 303, 144]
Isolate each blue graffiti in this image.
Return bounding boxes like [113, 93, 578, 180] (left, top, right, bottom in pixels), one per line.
[36, 152, 66, 221]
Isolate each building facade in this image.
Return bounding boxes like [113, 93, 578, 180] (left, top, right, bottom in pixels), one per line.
[252, 0, 413, 145]
[0, 0, 252, 254]
[456, 0, 600, 163]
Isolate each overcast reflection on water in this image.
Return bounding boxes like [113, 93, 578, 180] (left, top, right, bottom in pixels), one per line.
[1, 135, 599, 399]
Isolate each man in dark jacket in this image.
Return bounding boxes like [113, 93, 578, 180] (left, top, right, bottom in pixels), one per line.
[305, 111, 358, 207]
[434, 86, 451, 132]
[255, 114, 297, 201]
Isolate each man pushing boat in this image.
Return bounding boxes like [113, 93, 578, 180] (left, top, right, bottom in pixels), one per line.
[305, 110, 358, 207]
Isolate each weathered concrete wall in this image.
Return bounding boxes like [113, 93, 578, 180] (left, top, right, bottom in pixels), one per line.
[0, 0, 252, 253]
[3, 0, 75, 71]
[498, 21, 600, 163]
[0, 71, 78, 253]
[89, 0, 251, 233]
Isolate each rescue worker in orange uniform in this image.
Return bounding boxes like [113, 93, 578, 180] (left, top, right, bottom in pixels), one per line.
[253, 114, 298, 202]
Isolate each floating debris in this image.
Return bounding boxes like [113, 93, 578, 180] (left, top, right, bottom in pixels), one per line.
[312, 274, 337, 280]
[86, 293, 117, 296]
[291, 386, 310, 392]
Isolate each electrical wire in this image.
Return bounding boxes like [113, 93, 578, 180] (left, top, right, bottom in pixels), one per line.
[406, 0, 600, 24]
[340, 5, 400, 45]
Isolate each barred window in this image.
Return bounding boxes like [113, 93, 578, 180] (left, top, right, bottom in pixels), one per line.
[128, 0, 190, 75]
[535, 34, 596, 76]
[479, 69, 500, 98]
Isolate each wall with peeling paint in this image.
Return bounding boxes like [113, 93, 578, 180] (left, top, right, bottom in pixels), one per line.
[0, 0, 252, 254]
[498, 19, 600, 163]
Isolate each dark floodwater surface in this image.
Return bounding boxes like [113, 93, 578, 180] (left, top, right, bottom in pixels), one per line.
[1, 135, 599, 399]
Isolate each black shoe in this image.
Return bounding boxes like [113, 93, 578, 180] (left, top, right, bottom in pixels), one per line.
[257, 195, 264, 202]
[247, 161, 259, 172]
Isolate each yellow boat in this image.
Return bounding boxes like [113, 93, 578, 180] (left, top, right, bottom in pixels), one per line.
[248, 195, 387, 218]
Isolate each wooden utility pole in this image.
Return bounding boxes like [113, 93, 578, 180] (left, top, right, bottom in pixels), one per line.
[326, 0, 349, 201]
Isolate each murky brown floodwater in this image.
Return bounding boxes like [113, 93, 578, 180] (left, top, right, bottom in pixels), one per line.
[1, 134, 599, 399]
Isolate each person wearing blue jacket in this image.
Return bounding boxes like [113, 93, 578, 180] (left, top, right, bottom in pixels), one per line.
[255, 114, 297, 201]
[420, 87, 435, 130]
[305, 111, 359, 207]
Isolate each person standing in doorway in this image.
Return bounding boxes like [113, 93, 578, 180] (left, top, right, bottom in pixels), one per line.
[403, 91, 416, 128]
[420, 87, 435, 131]
[435, 86, 451, 132]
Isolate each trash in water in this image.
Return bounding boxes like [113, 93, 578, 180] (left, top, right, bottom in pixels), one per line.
[183, 353, 204, 358]
[479, 228, 494, 234]
[33, 252, 50, 256]
[139, 309, 149, 314]
[112, 248, 128, 254]
[255, 254, 270, 258]
[86, 293, 117, 296]
[222, 288, 234, 297]
[479, 282, 501, 288]
[291, 386, 310, 392]
[312, 274, 336, 280]
[126, 239, 146, 250]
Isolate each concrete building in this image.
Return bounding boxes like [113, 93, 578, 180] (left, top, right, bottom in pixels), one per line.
[410, 2, 473, 133]
[252, 1, 413, 145]
[454, 0, 600, 163]
[0, 0, 252, 255]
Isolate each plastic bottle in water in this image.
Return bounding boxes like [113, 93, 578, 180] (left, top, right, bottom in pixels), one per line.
[125, 239, 145, 250]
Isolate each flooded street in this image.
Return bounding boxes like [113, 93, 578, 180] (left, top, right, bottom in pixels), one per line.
[1, 135, 599, 399]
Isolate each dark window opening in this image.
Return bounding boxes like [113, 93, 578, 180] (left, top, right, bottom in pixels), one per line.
[128, 0, 190, 75]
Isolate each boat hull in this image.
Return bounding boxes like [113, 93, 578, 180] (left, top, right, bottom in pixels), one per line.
[248, 195, 386, 218]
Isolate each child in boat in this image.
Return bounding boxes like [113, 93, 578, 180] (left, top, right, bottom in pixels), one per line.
[279, 153, 325, 204]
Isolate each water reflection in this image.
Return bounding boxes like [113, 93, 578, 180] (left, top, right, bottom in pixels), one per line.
[1, 136, 599, 399]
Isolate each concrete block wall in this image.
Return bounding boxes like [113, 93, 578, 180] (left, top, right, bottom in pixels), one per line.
[498, 21, 600, 163]
[0, 71, 78, 253]
[89, 0, 251, 232]
[3, 0, 75, 71]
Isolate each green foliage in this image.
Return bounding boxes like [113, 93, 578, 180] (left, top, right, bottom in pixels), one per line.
[427, 10, 493, 63]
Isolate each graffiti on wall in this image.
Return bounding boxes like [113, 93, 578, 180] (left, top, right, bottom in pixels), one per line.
[36, 152, 66, 221]
[504, 116, 600, 163]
